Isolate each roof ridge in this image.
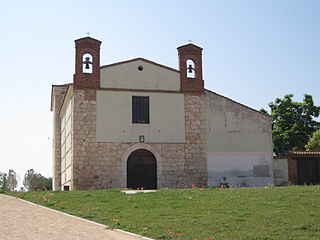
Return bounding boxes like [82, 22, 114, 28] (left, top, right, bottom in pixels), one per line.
[205, 89, 272, 118]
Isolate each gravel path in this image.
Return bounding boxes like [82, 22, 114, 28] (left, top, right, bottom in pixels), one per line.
[0, 194, 151, 240]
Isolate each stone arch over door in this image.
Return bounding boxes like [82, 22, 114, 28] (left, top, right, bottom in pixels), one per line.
[121, 143, 163, 188]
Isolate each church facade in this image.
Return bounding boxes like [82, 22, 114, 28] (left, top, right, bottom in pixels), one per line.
[51, 37, 273, 190]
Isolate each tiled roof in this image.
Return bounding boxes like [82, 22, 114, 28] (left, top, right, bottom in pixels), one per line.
[289, 151, 320, 157]
[274, 151, 320, 158]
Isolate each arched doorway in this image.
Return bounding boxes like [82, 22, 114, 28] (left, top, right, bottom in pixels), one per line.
[127, 149, 157, 189]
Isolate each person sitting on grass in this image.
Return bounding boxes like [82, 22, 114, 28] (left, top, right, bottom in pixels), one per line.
[219, 177, 229, 188]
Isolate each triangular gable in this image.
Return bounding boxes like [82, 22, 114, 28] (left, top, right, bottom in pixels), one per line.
[100, 57, 179, 73]
[100, 58, 180, 91]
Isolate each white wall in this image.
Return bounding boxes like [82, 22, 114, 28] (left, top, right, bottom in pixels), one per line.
[60, 98, 73, 187]
[205, 91, 274, 187]
[207, 152, 273, 187]
[100, 59, 180, 91]
[96, 91, 185, 143]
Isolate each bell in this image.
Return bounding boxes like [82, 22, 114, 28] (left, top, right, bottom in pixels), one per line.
[84, 57, 91, 69]
[188, 64, 193, 73]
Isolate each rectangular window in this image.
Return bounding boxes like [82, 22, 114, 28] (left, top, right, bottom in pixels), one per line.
[132, 96, 150, 124]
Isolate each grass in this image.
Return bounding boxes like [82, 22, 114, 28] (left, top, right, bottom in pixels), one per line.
[4, 186, 320, 240]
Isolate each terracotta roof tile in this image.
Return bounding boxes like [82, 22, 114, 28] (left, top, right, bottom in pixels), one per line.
[289, 151, 320, 157]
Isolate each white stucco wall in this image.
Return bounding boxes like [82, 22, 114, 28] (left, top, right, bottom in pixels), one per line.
[60, 97, 73, 188]
[205, 91, 274, 187]
[96, 91, 185, 143]
[100, 59, 180, 91]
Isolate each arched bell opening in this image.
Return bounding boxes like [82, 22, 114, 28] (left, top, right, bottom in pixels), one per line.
[186, 59, 196, 78]
[127, 149, 157, 189]
[82, 53, 93, 73]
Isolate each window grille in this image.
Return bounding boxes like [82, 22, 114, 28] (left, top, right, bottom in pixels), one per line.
[132, 96, 150, 124]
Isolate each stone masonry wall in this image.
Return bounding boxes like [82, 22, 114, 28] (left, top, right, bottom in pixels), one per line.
[71, 89, 207, 190]
[183, 93, 207, 186]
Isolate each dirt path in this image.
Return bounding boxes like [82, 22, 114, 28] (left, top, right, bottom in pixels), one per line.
[0, 194, 151, 240]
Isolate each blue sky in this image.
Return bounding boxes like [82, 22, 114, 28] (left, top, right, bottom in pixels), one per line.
[0, 1, 319, 185]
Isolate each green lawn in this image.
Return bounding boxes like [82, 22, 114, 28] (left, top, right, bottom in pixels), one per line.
[5, 186, 320, 240]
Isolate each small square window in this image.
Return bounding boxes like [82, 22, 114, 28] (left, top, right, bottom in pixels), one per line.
[132, 96, 149, 124]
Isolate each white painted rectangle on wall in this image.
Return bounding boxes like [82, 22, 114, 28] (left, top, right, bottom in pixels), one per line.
[65, 150, 72, 168]
[65, 118, 72, 135]
[61, 114, 66, 133]
[65, 167, 71, 182]
[61, 129, 66, 146]
[65, 100, 72, 120]
[61, 171, 66, 185]
[65, 134, 72, 152]
[61, 157, 66, 172]
[96, 91, 185, 143]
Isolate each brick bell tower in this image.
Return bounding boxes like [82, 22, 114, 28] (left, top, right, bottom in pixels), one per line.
[74, 37, 102, 88]
[177, 43, 204, 92]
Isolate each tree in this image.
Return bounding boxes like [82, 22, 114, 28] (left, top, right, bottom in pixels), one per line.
[259, 108, 268, 115]
[7, 169, 18, 191]
[23, 169, 36, 191]
[0, 170, 18, 191]
[23, 169, 52, 191]
[264, 94, 320, 156]
[305, 129, 320, 151]
[0, 172, 8, 191]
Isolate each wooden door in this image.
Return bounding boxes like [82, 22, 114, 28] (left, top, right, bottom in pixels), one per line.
[127, 149, 157, 189]
[297, 158, 319, 185]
